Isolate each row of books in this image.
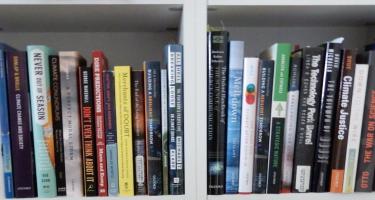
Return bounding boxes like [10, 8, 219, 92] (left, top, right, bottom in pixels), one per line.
[207, 31, 375, 194]
[0, 43, 185, 198]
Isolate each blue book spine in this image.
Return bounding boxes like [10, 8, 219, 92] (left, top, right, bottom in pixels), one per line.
[103, 71, 119, 196]
[0, 48, 14, 198]
[225, 41, 244, 193]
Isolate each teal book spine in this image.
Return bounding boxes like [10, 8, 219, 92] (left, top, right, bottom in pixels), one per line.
[27, 45, 57, 197]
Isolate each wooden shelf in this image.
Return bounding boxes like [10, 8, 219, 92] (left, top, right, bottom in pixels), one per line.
[208, 0, 375, 6]
[0, 0, 183, 5]
[208, 193, 375, 200]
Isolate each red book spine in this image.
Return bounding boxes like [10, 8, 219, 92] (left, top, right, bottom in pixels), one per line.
[92, 51, 108, 196]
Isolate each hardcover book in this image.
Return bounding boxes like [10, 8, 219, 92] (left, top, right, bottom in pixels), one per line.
[59, 51, 85, 196]
[114, 66, 134, 196]
[131, 70, 147, 195]
[161, 67, 169, 195]
[238, 57, 257, 194]
[207, 31, 229, 195]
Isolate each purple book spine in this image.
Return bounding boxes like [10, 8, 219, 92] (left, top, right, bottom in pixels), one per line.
[6, 51, 36, 198]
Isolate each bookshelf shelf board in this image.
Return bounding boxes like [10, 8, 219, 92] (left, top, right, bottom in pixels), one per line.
[207, 193, 375, 200]
[208, 0, 375, 6]
[0, 0, 183, 5]
[24, 195, 189, 200]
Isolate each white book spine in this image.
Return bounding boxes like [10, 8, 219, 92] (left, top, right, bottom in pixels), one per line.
[342, 64, 369, 193]
[238, 57, 259, 193]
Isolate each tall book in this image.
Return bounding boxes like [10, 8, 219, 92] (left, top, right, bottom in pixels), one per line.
[260, 43, 291, 193]
[252, 60, 274, 193]
[92, 50, 108, 196]
[0, 44, 14, 198]
[6, 51, 36, 198]
[355, 49, 375, 192]
[144, 61, 163, 195]
[329, 50, 356, 193]
[238, 57, 258, 194]
[165, 44, 185, 195]
[114, 66, 134, 196]
[103, 70, 119, 196]
[27, 45, 57, 197]
[78, 65, 98, 196]
[49, 55, 67, 196]
[312, 40, 343, 192]
[59, 51, 85, 196]
[281, 50, 302, 193]
[225, 41, 244, 194]
[131, 70, 147, 195]
[292, 47, 325, 193]
[161, 67, 169, 195]
[207, 31, 229, 195]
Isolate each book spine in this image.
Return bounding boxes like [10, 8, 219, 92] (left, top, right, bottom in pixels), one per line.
[27, 46, 57, 197]
[355, 51, 375, 192]
[266, 44, 291, 193]
[144, 62, 163, 195]
[166, 44, 185, 195]
[281, 51, 302, 193]
[292, 47, 325, 193]
[225, 41, 244, 194]
[114, 66, 134, 196]
[49, 55, 67, 196]
[312, 43, 343, 192]
[252, 60, 274, 193]
[6, 51, 36, 198]
[329, 50, 355, 193]
[238, 57, 258, 194]
[0, 49, 14, 198]
[161, 68, 169, 195]
[92, 51, 108, 196]
[78, 66, 98, 196]
[131, 70, 147, 195]
[207, 31, 229, 195]
[59, 52, 84, 196]
[103, 71, 119, 196]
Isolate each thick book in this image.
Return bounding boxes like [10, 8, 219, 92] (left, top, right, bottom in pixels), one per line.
[292, 47, 325, 193]
[91, 50, 108, 196]
[207, 31, 229, 195]
[165, 44, 185, 195]
[312, 40, 343, 192]
[260, 43, 291, 193]
[281, 50, 302, 193]
[0, 44, 14, 198]
[161, 68, 169, 195]
[355, 49, 375, 192]
[59, 51, 85, 196]
[6, 51, 36, 198]
[78, 65, 98, 196]
[103, 70, 119, 196]
[144, 61, 163, 195]
[49, 55, 67, 196]
[252, 60, 274, 193]
[114, 66, 134, 196]
[238, 57, 258, 194]
[27, 45, 57, 197]
[131, 70, 147, 195]
[329, 50, 356, 193]
[225, 41, 244, 194]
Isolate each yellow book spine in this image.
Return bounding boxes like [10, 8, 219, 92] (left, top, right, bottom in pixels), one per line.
[114, 66, 134, 196]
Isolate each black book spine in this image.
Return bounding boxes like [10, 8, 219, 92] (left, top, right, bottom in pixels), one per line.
[292, 47, 325, 193]
[253, 60, 274, 193]
[49, 55, 67, 196]
[312, 43, 343, 192]
[78, 65, 98, 196]
[207, 31, 229, 195]
[355, 50, 375, 192]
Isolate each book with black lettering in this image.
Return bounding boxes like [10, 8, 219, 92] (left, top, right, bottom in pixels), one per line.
[252, 60, 274, 193]
[312, 40, 343, 192]
[329, 50, 356, 193]
[78, 65, 98, 196]
[207, 31, 229, 195]
[49, 55, 67, 196]
[355, 47, 375, 192]
[292, 47, 325, 193]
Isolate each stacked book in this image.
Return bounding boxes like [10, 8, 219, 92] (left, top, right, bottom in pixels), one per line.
[207, 31, 375, 194]
[0, 43, 185, 198]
